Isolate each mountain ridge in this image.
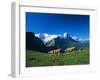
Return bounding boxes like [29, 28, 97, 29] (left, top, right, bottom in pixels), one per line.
[35, 32, 88, 43]
[26, 32, 89, 53]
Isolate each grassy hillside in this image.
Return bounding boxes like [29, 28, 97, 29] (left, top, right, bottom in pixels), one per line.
[26, 48, 89, 67]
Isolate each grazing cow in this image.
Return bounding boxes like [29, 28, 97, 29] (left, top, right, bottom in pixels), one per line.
[48, 50, 54, 55]
[53, 49, 61, 56]
[48, 49, 61, 56]
[65, 47, 76, 53]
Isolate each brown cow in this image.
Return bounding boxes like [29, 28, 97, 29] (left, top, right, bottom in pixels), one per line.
[48, 49, 61, 56]
[65, 47, 76, 53]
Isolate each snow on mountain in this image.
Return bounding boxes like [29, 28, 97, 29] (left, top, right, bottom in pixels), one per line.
[35, 33, 87, 43]
[63, 32, 69, 38]
[72, 36, 79, 41]
[78, 38, 84, 42]
[72, 36, 85, 42]
[35, 33, 40, 37]
[63, 32, 67, 38]
[35, 33, 61, 43]
[43, 34, 59, 43]
[63, 32, 73, 40]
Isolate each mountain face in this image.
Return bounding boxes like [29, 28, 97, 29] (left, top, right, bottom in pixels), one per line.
[36, 33, 77, 43]
[26, 32, 47, 52]
[35, 33, 60, 43]
[35, 32, 77, 43]
[44, 33, 78, 52]
[26, 32, 59, 52]
[27, 32, 89, 53]
[36, 33, 89, 50]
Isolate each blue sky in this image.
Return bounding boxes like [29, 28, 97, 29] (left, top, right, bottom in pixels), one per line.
[26, 12, 89, 40]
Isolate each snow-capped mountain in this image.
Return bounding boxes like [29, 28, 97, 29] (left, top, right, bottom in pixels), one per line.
[26, 32, 89, 52]
[35, 33, 61, 43]
[72, 36, 89, 42]
[63, 32, 71, 39]
[72, 36, 84, 42]
[72, 36, 79, 41]
[35, 32, 85, 43]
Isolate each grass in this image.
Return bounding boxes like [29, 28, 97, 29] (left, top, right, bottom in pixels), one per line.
[26, 48, 89, 67]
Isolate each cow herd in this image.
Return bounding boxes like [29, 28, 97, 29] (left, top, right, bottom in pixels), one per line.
[48, 47, 83, 56]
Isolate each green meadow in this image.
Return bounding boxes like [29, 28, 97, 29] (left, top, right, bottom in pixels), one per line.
[26, 48, 89, 67]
